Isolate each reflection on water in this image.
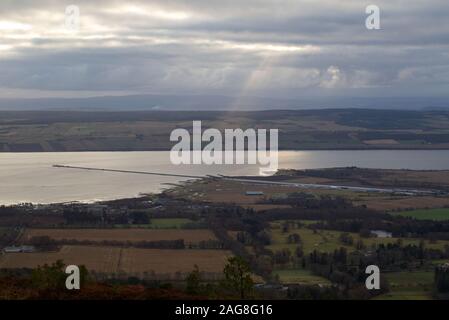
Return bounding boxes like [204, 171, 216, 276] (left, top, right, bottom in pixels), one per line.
[1, 150, 449, 205]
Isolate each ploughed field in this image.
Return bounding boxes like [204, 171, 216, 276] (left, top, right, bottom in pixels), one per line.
[0, 245, 231, 276]
[1, 227, 230, 279]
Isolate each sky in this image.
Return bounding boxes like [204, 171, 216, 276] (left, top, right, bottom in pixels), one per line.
[0, 0, 448, 103]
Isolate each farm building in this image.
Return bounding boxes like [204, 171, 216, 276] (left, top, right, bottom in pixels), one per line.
[245, 191, 264, 196]
[3, 245, 35, 253]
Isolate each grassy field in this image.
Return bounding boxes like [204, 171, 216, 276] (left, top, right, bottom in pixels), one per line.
[268, 225, 353, 254]
[0, 245, 231, 276]
[114, 218, 196, 229]
[150, 218, 195, 228]
[431, 259, 449, 265]
[267, 221, 449, 254]
[354, 195, 449, 211]
[21, 228, 216, 245]
[274, 269, 331, 285]
[393, 208, 449, 221]
[374, 271, 434, 300]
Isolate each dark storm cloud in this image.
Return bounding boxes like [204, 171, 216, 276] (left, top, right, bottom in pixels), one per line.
[0, 0, 448, 100]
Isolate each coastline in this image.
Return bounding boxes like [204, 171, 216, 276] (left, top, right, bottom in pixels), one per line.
[2, 146, 449, 153]
[3, 150, 449, 206]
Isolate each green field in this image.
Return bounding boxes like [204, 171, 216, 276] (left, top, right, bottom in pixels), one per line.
[394, 208, 449, 221]
[431, 259, 449, 265]
[274, 269, 331, 285]
[114, 218, 195, 229]
[268, 225, 353, 254]
[374, 271, 434, 300]
[267, 220, 449, 254]
[150, 218, 195, 228]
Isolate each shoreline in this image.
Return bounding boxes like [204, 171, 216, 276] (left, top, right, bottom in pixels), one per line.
[4, 165, 449, 207]
[2, 147, 449, 154]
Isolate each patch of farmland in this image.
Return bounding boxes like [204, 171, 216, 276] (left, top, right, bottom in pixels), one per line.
[274, 269, 331, 285]
[0, 245, 232, 275]
[22, 228, 217, 244]
[267, 221, 449, 254]
[119, 248, 231, 274]
[354, 196, 449, 211]
[0, 245, 119, 273]
[149, 218, 195, 228]
[393, 208, 449, 221]
[374, 271, 434, 300]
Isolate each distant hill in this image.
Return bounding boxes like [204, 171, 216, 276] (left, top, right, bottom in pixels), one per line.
[0, 94, 447, 111]
[2, 108, 449, 152]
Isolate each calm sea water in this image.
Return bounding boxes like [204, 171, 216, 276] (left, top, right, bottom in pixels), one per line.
[1, 150, 449, 205]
